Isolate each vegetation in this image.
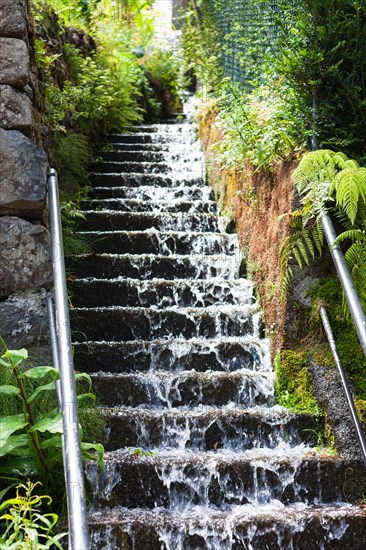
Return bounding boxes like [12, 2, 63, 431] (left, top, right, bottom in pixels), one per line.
[181, 1, 366, 422]
[274, 350, 321, 415]
[0, 481, 66, 549]
[0, 341, 104, 513]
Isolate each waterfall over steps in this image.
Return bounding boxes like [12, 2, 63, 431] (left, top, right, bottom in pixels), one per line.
[69, 120, 366, 549]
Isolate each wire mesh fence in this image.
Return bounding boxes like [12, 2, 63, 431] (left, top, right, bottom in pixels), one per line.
[203, 0, 296, 87]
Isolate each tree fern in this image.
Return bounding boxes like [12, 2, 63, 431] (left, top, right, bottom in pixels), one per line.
[281, 149, 366, 310]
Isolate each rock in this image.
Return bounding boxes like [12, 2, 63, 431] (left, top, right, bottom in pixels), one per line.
[0, 216, 52, 299]
[0, 38, 29, 88]
[293, 275, 319, 307]
[0, 290, 49, 348]
[0, 85, 33, 136]
[0, 0, 27, 38]
[0, 129, 48, 219]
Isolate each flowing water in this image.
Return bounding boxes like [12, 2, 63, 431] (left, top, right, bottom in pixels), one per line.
[69, 118, 366, 549]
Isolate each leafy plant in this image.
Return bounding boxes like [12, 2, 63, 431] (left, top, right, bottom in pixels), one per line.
[0, 481, 66, 549]
[0, 341, 104, 508]
[280, 149, 366, 312]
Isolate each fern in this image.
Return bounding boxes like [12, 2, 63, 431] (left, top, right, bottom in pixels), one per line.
[330, 167, 366, 225]
[54, 133, 92, 195]
[281, 149, 366, 308]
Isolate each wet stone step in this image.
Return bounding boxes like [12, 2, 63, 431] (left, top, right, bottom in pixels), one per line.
[100, 151, 202, 163]
[70, 305, 259, 342]
[75, 231, 237, 256]
[80, 198, 218, 214]
[93, 161, 203, 175]
[90, 370, 274, 408]
[79, 211, 220, 233]
[103, 406, 320, 452]
[86, 449, 358, 509]
[88, 505, 366, 550]
[67, 254, 239, 280]
[69, 278, 252, 308]
[108, 133, 196, 145]
[91, 185, 213, 201]
[91, 173, 205, 188]
[72, 338, 269, 374]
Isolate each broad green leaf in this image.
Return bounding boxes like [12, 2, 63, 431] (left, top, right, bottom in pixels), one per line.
[20, 366, 60, 380]
[0, 483, 17, 502]
[77, 392, 96, 405]
[29, 413, 63, 434]
[0, 385, 20, 397]
[28, 381, 56, 403]
[0, 415, 28, 443]
[0, 457, 37, 477]
[2, 348, 28, 368]
[0, 434, 30, 458]
[81, 442, 104, 473]
[39, 434, 63, 450]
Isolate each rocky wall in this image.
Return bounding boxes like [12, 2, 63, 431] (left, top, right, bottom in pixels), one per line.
[0, 0, 51, 349]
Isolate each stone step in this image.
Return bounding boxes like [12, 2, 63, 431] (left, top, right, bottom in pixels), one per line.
[79, 211, 220, 232]
[70, 304, 260, 342]
[75, 230, 237, 255]
[102, 406, 320, 452]
[67, 253, 239, 280]
[100, 151, 202, 163]
[86, 449, 360, 510]
[81, 198, 218, 214]
[93, 161, 203, 176]
[88, 505, 366, 550]
[91, 173, 205, 188]
[90, 370, 275, 408]
[108, 133, 194, 145]
[69, 278, 252, 308]
[72, 337, 269, 374]
[91, 185, 213, 201]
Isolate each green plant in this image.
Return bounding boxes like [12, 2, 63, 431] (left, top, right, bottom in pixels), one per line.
[0, 341, 104, 507]
[280, 149, 366, 311]
[274, 350, 322, 415]
[0, 481, 66, 549]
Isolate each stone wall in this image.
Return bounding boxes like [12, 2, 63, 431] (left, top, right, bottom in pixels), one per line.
[0, 0, 52, 349]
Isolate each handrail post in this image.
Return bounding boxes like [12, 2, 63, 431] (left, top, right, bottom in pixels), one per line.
[320, 307, 366, 467]
[48, 169, 89, 550]
[321, 213, 366, 356]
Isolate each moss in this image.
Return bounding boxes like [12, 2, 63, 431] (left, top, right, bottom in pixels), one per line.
[274, 350, 321, 416]
[309, 276, 366, 400]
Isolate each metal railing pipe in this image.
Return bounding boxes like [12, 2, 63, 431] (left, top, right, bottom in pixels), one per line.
[320, 307, 366, 466]
[321, 213, 366, 356]
[48, 168, 89, 550]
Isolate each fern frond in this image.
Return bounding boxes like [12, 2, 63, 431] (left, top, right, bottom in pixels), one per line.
[292, 149, 338, 195]
[331, 167, 366, 224]
[312, 219, 324, 254]
[334, 229, 365, 245]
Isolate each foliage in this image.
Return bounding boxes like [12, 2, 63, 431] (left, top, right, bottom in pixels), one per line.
[0, 341, 104, 508]
[0, 481, 66, 549]
[274, 350, 321, 415]
[280, 150, 366, 313]
[308, 276, 366, 400]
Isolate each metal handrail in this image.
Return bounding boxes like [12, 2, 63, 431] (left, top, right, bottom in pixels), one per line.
[47, 168, 89, 549]
[320, 306, 366, 466]
[321, 213, 366, 356]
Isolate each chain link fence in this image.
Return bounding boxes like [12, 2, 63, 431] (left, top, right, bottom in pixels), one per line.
[203, 0, 295, 87]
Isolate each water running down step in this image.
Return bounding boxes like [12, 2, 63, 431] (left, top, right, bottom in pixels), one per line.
[69, 120, 366, 549]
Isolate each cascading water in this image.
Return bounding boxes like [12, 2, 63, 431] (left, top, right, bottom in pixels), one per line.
[69, 117, 366, 549]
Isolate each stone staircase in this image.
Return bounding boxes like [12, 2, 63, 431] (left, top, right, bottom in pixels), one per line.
[68, 120, 366, 549]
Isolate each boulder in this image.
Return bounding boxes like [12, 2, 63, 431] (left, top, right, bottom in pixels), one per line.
[0, 85, 33, 136]
[0, 290, 49, 348]
[0, 216, 52, 299]
[0, 38, 29, 88]
[0, 129, 48, 219]
[0, 0, 28, 38]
